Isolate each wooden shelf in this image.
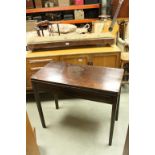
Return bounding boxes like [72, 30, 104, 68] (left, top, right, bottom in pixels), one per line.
[50, 18, 98, 24]
[26, 4, 100, 14]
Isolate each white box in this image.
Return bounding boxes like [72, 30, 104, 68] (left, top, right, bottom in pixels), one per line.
[74, 10, 84, 19]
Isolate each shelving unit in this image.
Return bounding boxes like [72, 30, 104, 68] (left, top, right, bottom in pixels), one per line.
[26, 3, 101, 24]
[50, 18, 98, 24]
[26, 4, 100, 14]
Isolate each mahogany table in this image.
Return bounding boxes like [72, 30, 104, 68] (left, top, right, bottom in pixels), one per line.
[31, 61, 124, 145]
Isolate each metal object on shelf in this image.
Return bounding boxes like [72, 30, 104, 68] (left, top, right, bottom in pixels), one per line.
[35, 20, 61, 37]
[76, 24, 90, 34]
[34, 26, 41, 36]
[99, 14, 111, 20]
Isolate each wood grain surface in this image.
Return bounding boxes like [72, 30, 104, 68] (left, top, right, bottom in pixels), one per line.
[31, 61, 123, 93]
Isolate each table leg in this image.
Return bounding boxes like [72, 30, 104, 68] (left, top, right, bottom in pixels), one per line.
[109, 103, 117, 146]
[32, 82, 46, 128]
[116, 89, 121, 121]
[54, 94, 59, 109]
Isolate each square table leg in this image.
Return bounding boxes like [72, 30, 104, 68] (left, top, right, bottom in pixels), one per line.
[109, 103, 117, 146]
[116, 88, 121, 121]
[54, 94, 59, 109]
[32, 82, 46, 128]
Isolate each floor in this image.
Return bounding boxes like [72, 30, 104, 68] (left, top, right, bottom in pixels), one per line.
[27, 84, 129, 155]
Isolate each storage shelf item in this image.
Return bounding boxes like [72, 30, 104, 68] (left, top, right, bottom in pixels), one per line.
[26, 4, 100, 14]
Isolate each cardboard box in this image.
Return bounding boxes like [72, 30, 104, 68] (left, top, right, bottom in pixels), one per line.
[58, 0, 70, 7]
[74, 9, 84, 19]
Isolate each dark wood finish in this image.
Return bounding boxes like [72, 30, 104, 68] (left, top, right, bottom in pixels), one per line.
[116, 87, 121, 121]
[26, 47, 121, 91]
[109, 103, 117, 145]
[32, 61, 123, 93]
[27, 38, 114, 51]
[26, 4, 100, 14]
[32, 82, 46, 128]
[54, 94, 59, 109]
[31, 61, 123, 145]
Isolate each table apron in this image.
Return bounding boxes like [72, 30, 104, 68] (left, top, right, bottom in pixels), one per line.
[32, 80, 118, 104]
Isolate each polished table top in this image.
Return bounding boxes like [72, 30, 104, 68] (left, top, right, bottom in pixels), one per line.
[31, 61, 124, 93]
